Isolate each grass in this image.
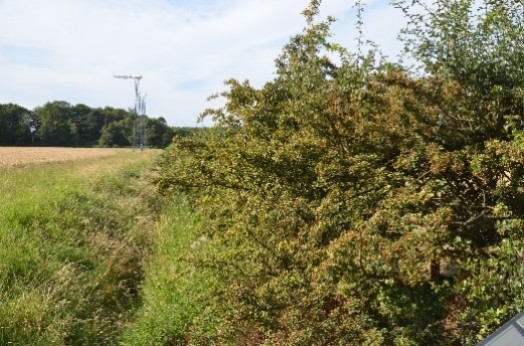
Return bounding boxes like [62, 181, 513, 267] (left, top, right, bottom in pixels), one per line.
[122, 195, 227, 346]
[0, 150, 161, 345]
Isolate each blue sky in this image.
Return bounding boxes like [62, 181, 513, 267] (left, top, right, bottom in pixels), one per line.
[0, 0, 407, 126]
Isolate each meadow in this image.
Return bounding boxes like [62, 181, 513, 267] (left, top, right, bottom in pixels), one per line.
[0, 148, 163, 344]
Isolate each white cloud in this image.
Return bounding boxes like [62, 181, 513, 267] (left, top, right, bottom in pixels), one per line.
[0, 0, 407, 126]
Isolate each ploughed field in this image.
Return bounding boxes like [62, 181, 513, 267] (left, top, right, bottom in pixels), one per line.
[0, 147, 131, 167]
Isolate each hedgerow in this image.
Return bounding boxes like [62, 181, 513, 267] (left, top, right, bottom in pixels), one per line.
[150, 1, 524, 344]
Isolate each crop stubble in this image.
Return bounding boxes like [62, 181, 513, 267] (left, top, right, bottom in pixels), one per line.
[0, 147, 131, 167]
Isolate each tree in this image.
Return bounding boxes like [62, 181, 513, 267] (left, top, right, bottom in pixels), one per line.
[0, 104, 36, 145]
[34, 101, 75, 146]
[98, 119, 132, 147]
[0, 100, 174, 148]
[146, 117, 174, 148]
[69, 103, 104, 146]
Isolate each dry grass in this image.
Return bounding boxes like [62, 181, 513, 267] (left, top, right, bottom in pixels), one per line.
[0, 147, 132, 167]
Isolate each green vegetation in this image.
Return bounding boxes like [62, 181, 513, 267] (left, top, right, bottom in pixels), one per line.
[134, 1, 524, 344]
[0, 101, 177, 148]
[0, 150, 160, 344]
[4, 1, 524, 345]
[122, 195, 227, 345]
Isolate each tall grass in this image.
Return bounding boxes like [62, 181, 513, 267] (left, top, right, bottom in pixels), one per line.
[122, 195, 227, 346]
[0, 151, 160, 345]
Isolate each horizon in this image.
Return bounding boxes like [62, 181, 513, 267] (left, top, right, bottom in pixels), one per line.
[0, 0, 408, 126]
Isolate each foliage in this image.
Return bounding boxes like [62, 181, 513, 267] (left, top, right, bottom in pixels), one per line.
[0, 103, 37, 145]
[0, 101, 175, 148]
[150, 0, 524, 344]
[99, 117, 133, 147]
[146, 117, 176, 149]
[35, 101, 79, 146]
[172, 126, 205, 138]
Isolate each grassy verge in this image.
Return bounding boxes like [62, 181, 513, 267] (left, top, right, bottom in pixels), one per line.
[0, 150, 161, 345]
[122, 195, 226, 346]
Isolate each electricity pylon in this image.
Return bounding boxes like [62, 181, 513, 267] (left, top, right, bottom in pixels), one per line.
[114, 75, 147, 150]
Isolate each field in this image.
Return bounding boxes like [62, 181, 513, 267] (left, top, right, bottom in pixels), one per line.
[0, 147, 131, 167]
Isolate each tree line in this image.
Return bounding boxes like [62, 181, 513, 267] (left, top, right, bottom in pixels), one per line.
[151, 0, 524, 344]
[0, 100, 194, 148]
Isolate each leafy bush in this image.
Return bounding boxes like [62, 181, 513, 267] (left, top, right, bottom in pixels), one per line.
[150, 1, 524, 344]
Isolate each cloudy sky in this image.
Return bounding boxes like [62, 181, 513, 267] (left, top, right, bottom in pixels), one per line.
[0, 0, 407, 126]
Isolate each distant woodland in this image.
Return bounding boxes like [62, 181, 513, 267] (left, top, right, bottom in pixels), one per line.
[0, 101, 194, 148]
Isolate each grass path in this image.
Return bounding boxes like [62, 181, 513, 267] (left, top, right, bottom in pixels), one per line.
[0, 150, 161, 345]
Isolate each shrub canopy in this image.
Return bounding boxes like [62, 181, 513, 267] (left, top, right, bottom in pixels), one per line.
[154, 1, 524, 344]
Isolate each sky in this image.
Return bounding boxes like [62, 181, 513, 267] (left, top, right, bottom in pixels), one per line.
[0, 0, 408, 126]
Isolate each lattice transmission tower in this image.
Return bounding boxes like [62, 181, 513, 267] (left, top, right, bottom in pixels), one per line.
[114, 75, 147, 150]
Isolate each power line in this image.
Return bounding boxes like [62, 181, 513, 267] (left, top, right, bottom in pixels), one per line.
[114, 75, 147, 150]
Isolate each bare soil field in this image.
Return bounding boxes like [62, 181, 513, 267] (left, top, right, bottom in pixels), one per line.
[0, 147, 132, 167]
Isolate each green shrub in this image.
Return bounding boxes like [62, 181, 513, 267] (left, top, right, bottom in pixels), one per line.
[149, 1, 524, 344]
